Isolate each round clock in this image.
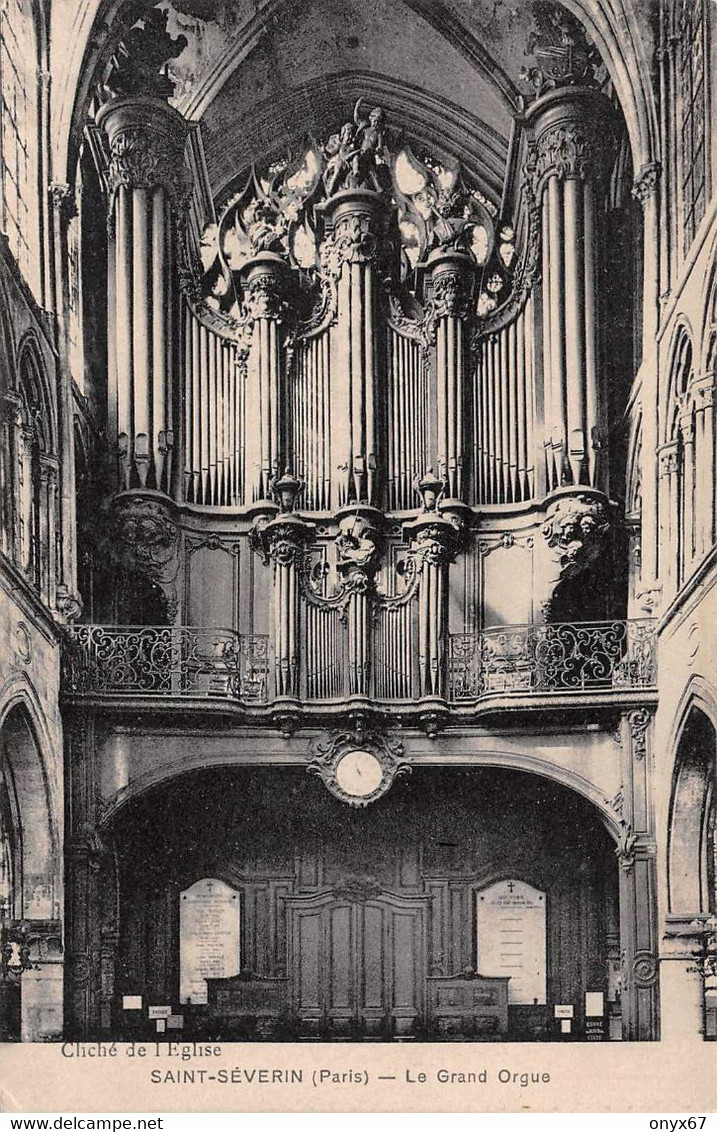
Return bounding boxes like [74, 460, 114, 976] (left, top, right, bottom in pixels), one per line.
[334, 748, 384, 799]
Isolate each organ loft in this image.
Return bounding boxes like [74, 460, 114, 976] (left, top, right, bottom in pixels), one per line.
[0, 0, 714, 1051]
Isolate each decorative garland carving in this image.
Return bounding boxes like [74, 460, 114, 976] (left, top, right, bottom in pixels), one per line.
[628, 708, 651, 761]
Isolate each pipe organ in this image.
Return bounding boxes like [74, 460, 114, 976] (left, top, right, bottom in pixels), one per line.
[93, 82, 619, 717]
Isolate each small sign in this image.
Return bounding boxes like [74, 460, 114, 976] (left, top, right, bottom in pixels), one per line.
[122, 995, 142, 1011]
[585, 991, 604, 1017]
[148, 1005, 172, 1019]
[554, 1004, 574, 1019]
[167, 1014, 184, 1030]
[560, 1019, 572, 1034]
[155, 1019, 166, 1034]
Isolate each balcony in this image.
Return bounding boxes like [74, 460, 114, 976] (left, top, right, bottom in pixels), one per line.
[61, 620, 657, 716]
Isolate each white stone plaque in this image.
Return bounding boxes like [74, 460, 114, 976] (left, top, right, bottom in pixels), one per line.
[475, 879, 546, 1005]
[179, 878, 241, 1005]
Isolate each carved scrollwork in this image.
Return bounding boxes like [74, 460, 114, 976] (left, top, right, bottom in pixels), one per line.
[615, 821, 638, 873]
[308, 730, 410, 808]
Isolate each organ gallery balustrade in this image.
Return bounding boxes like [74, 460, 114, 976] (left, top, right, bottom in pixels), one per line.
[61, 618, 656, 707]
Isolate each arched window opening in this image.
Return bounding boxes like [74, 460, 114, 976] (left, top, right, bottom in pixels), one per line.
[661, 332, 696, 592]
[668, 708, 716, 916]
[13, 345, 57, 601]
[679, 0, 710, 255]
[0, 0, 39, 290]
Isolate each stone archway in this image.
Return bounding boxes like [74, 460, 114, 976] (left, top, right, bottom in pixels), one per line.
[665, 705, 717, 1041]
[0, 702, 62, 1040]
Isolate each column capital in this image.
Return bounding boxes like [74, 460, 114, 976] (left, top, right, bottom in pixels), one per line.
[424, 251, 475, 322]
[657, 440, 680, 477]
[96, 96, 191, 213]
[48, 181, 78, 224]
[318, 189, 393, 274]
[632, 162, 661, 208]
[240, 254, 292, 321]
[524, 88, 618, 189]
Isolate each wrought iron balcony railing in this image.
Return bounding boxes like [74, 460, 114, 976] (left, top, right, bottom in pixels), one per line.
[61, 626, 269, 702]
[61, 620, 656, 706]
[447, 620, 657, 701]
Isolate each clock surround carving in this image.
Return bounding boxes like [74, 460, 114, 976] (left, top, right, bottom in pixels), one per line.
[308, 731, 411, 807]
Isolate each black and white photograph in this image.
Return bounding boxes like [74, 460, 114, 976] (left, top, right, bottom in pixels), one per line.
[0, 0, 714, 1114]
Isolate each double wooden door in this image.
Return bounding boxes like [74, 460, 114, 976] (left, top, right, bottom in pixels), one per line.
[288, 890, 428, 1036]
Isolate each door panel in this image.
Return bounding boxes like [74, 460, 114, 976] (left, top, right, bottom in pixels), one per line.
[290, 893, 426, 1035]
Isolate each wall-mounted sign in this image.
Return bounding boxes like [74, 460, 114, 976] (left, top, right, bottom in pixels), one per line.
[155, 1019, 166, 1034]
[167, 1015, 184, 1030]
[179, 878, 241, 1005]
[585, 991, 604, 1017]
[560, 1019, 572, 1034]
[554, 1004, 574, 1019]
[476, 879, 547, 1005]
[148, 1005, 172, 1019]
[122, 995, 142, 1011]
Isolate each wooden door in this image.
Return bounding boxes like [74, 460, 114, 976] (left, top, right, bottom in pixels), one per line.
[289, 891, 426, 1036]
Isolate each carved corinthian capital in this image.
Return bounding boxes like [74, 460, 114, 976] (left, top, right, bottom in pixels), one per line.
[96, 98, 191, 217]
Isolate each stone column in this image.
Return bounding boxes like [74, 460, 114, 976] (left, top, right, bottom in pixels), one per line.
[96, 97, 189, 494]
[426, 252, 475, 502]
[0, 392, 23, 562]
[632, 164, 662, 611]
[657, 441, 680, 595]
[615, 708, 660, 1040]
[322, 190, 389, 508]
[692, 375, 715, 559]
[241, 255, 291, 503]
[526, 89, 616, 491]
[49, 182, 83, 620]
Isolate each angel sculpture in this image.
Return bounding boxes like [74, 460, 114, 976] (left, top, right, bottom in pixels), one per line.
[353, 101, 390, 193]
[322, 122, 360, 197]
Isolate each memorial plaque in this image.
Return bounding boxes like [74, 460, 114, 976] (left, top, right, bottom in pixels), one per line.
[179, 878, 241, 1005]
[475, 879, 546, 1004]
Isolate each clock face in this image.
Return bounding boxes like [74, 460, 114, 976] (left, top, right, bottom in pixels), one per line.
[334, 749, 384, 798]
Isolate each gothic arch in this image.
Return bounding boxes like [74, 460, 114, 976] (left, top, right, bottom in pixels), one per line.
[55, 0, 658, 187]
[0, 691, 59, 920]
[16, 332, 58, 455]
[667, 678, 717, 916]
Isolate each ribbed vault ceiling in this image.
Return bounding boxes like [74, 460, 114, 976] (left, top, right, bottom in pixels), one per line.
[161, 0, 542, 207]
